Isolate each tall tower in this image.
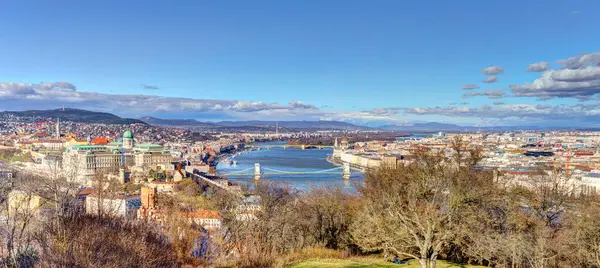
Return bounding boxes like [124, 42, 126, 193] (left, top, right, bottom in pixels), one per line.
[276, 121, 279, 135]
[141, 187, 156, 209]
[55, 118, 60, 139]
[123, 130, 134, 149]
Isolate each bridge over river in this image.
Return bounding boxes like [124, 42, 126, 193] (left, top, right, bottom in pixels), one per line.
[221, 162, 351, 180]
[253, 144, 334, 150]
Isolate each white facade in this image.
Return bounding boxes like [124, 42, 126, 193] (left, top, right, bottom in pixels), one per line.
[63, 147, 133, 185]
[339, 151, 381, 169]
[134, 152, 172, 168]
[123, 138, 134, 149]
[85, 195, 140, 218]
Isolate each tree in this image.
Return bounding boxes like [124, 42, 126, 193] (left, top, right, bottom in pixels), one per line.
[453, 160, 582, 267]
[296, 186, 357, 250]
[35, 214, 177, 267]
[0, 176, 41, 268]
[220, 181, 302, 267]
[352, 142, 491, 268]
[564, 196, 600, 267]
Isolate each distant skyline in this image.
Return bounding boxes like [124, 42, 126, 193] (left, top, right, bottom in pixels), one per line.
[1, 0, 600, 127]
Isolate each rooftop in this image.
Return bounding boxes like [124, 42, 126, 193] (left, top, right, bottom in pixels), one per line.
[123, 130, 134, 139]
[136, 143, 163, 148]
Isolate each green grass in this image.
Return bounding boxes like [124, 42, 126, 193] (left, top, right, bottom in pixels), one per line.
[288, 258, 483, 268]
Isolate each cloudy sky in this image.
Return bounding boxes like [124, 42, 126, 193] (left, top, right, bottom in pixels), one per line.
[1, 1, 600, 127]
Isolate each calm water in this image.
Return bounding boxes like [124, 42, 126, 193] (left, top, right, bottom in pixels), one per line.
[216, 141, 364, 191]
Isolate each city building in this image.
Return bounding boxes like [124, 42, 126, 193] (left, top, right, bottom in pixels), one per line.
[85, 193, 141, 218]
[63, 145, 131, 185]
[8, 190, 43, 214]
[62, 130, 173, 185]
[123, 130, 134, 149]
[181, 210, 222, 230]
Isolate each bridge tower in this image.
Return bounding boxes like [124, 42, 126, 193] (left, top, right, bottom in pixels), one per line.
[254, 163, 261, 180]
[342, 162, 351, 180]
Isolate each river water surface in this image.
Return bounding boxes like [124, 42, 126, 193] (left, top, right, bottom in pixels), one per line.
[216, 141, 364, 191]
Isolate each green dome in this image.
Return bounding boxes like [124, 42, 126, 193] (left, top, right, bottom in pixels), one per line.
[123, 130, 134, 139]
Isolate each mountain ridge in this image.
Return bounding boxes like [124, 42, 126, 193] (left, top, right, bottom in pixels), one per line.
[1, 108, 147, 125]
[139, 117, 371, 130]
[2, 108, 582, 131]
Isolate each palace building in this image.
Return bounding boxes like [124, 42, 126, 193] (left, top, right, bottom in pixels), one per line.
[62, 130, 174, 186]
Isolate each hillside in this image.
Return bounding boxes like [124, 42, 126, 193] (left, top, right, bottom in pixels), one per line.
[215, 120, 370, 130]
[380, 122, 474, 132]
[2, 108, 146, 125]
[138, 116, 217, 128]
[138, 117, 371, 130]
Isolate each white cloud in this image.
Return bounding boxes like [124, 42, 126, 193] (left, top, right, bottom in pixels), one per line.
[462, 84, 479, 90]
[482, 66, 504, 75]
[403, 103, 600, 123]
[0, 81, 320, 117]
[557, 52, 600, 69]
[141, 84, 159, 90]
[526, 62, 550, 72]
[510, 66, 600, 100]
[462, 89, 505, 99]
[0, 81, 404, 126]
[288, 100, 317, 109]
[482, 76, 497, 83]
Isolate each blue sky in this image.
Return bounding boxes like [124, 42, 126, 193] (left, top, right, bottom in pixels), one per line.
[1, 0, 600, 126]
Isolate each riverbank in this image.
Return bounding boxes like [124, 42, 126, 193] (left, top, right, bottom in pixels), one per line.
[216, 141, 364, 190]
[327, 154, 368, 172]
[213, 147, 252, 166]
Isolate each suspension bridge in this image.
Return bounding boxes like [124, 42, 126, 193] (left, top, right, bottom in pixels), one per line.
[253, 144, 334, 150]
[220, 162, 351, 180]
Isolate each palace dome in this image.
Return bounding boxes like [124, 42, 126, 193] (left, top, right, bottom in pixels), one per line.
[123, 130, 134, 139]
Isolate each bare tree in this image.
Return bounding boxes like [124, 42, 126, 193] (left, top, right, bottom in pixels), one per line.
[564, 196, 600, 267]
[0, 177, 42, 267]
[352, 142, 492, 268]
[220, 181, 302, 267]
[36, 214, 177, 267]
[296, 186, 357, 250]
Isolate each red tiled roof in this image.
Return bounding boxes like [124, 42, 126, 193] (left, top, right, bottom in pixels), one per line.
[91, 137, 110, 145]
[78, 188, 94, 195]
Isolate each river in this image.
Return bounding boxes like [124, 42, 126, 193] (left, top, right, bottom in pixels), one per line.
[216, 141, 364, 191]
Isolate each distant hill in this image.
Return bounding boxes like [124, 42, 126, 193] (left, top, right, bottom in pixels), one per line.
[3, 108, 146, 125]
[139, 116, 217, 128]
[138, 117, 371, 131]
[215, 120, 371, 130]
[380, 122, 473, 132]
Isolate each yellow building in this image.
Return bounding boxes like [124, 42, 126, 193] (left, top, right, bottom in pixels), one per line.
[8, 190, 43, 214]
[65, 137, 89, 148]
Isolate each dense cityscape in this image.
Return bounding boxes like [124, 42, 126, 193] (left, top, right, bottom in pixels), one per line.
[1, 109, 600, 267]
[3, 1, 600, 267]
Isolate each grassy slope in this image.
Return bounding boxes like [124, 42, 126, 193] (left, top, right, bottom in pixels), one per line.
[289, 258, 483, 268]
